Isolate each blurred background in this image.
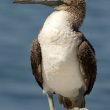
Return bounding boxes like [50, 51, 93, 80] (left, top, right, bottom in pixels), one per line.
[0, 0, 110, 110]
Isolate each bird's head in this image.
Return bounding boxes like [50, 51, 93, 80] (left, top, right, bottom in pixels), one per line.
[14, 0, 86, 29]
[13, 0, 85, 9]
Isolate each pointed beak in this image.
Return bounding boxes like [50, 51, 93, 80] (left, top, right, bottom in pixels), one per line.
[13, 0, 62, 6]
[13, 0, 35, 4]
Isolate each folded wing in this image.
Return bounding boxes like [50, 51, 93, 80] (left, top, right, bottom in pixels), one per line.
[78, 36, 97, 95]
[31, 39, 43, 89]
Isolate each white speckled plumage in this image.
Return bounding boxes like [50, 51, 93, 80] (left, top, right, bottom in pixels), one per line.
[38, 10, 86, 98]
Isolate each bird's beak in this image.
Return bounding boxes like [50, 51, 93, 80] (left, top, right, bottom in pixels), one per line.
[13, 0, 62, 6]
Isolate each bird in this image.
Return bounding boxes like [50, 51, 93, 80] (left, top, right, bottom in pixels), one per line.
[14, 0, 97, 110]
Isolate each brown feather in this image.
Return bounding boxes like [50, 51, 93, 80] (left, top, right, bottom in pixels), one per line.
[78, 36, 97, 95]
[58, 94, 85, 109]
[58, 95, 74, 109]
[31, 39, 43, 89]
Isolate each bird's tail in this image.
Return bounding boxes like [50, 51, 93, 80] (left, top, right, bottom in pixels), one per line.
[58, 95, 86, 110]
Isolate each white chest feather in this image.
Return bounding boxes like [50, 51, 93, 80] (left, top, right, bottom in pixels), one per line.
[38, 11, 85, 98]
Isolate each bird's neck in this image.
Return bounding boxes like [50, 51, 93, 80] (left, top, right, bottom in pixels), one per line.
[55, 2, 86, 30]
[38, 3, 86, 44]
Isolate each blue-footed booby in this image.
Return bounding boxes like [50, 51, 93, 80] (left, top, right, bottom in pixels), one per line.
[14, 0, 97, 110]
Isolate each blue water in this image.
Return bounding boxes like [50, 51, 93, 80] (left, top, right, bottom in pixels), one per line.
[0, 0, 110, 110]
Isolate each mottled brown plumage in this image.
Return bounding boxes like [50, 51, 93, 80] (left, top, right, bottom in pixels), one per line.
[78, 37, 97, 95]
[31, 39, 43, 89]
[58, 95, 85, 109]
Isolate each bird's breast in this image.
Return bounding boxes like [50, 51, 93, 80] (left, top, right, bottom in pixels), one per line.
[41, 42, 85, 98]
[38, 11, 85, 97]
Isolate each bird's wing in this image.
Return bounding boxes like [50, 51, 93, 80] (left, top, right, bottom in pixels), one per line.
[78, 35, 97, 95]
[31, 39, 43, 89]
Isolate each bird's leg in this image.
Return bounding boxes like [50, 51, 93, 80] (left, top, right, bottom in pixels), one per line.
[47, 93, 55, 110]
